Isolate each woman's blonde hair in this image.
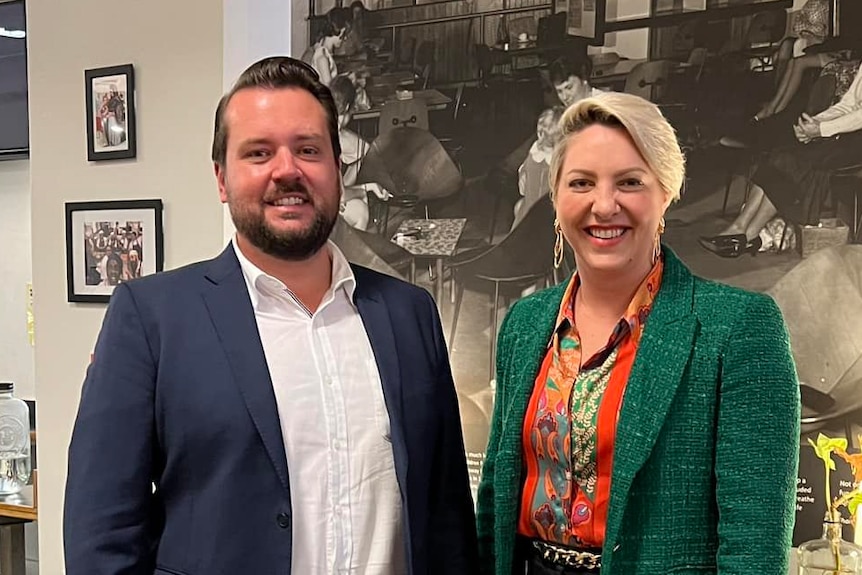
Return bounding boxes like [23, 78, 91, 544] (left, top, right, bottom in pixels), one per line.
[548, 91, 685, 204]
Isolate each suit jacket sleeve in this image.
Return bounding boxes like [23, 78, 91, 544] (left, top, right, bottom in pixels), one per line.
[423, 290, 480, 573]
[715, 294, 800, 575]
[64, 283, 159, 575]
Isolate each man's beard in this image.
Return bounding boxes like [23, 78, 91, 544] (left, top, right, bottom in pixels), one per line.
[228, 183, 338, 261]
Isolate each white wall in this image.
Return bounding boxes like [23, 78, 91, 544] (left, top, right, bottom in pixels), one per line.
[222, 0, 294, 242]
[27, 0, 224, 571]
[0, 159, 35, 400]
[291, 0, 308, 61]
[224, 0, 294, 88]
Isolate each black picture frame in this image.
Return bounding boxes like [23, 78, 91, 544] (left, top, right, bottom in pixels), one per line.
[84, 64, 136, 161]
[65, 199, 164, 303]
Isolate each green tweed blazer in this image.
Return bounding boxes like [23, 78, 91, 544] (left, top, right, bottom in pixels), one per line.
[476, 248, 800, 575]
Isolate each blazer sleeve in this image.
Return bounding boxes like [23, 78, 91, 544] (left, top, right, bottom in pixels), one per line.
[475, 300, 519, 575]
[64, 283, 159, 575]
[423, 290, 480, 573]
[714, 294, 800, 575]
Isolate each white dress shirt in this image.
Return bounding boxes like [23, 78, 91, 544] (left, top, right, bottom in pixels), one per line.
[233, 238, 406, 574]
[814, 61, 862, 138]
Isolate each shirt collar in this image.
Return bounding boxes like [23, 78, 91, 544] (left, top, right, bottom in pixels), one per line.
[232, 235, 357, 312]
[552, 255, 665, 347]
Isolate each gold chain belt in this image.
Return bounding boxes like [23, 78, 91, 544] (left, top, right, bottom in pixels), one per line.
[531, 540, 602, 570]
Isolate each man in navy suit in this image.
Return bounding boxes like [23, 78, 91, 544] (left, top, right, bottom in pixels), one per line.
[64, 56, 478, 575]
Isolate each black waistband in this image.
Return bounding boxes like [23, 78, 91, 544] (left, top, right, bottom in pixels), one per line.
[515, 536, 602, 573]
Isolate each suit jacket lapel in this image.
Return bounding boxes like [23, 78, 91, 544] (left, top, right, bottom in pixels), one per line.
[353, 269, 408, 484]
[201, 246, 290, 494]
[603, 248, 698, 552]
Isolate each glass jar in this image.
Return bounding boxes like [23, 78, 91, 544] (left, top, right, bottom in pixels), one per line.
[798, 513, 862, 574]
[0, 382, 31, 495]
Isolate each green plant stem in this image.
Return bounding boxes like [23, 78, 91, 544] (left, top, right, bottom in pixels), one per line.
[824, 461, 842, 571]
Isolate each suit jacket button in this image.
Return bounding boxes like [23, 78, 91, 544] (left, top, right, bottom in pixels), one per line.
[276, 513, 291, 529]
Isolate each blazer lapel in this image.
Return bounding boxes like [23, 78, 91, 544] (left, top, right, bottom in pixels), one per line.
[603, 248, 698, 552]
[353, 271, 408, 485]
[200, 246, 290, 494]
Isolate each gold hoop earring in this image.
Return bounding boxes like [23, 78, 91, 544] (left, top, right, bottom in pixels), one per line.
[553, 219, 564, 269]
[653, 216, 666, 264]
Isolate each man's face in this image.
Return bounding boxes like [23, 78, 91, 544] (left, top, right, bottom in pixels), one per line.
[215, 87, 341, 261]
[554, 74, 586, 107]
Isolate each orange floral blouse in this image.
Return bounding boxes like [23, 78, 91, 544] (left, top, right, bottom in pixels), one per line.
[517, 258, 664, 548]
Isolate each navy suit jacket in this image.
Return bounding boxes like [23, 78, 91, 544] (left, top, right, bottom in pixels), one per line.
[64, 245, 479, 575]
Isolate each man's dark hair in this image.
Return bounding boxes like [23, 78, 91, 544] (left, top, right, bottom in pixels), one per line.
[211, 56, 341, 166]
[549, 53, 593, 86]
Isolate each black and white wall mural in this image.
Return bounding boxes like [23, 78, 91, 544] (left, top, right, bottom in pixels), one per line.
[282, 0, 862, 547]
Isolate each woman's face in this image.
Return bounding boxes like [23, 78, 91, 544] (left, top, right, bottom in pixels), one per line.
[554, 124, 669, 280]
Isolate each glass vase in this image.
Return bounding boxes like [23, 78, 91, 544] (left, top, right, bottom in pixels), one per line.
[798, 514, 862, 574]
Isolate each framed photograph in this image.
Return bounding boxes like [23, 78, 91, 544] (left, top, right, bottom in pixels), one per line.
[65, 199, 164, 303]
[85, 64, 136, 161]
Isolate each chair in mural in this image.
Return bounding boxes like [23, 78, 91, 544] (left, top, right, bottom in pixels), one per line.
[356, 126, 463, 235]
[447, 194, 556, 378]
[624, 60, 675, 103]
[767, 244, 862, 438]
[378, 98, 429, 135]
[720, 72, 839, 217]
[743, 9, 789, 72]
[330, 217, 412, 279]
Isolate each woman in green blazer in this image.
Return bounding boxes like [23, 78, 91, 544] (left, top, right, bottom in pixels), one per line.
[476, 92, 800, 575]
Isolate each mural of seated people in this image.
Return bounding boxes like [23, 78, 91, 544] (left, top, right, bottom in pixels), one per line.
[511, 106, 563, 230]
[701, 60, 862, 258]
[330, 75, 391, 231]
[301, 7, 352, 86]
[333, 0, 384, 58]
[489, 53, 603, 233]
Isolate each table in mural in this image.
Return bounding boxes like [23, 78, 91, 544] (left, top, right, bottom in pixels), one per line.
[391, 218, 466, 303]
